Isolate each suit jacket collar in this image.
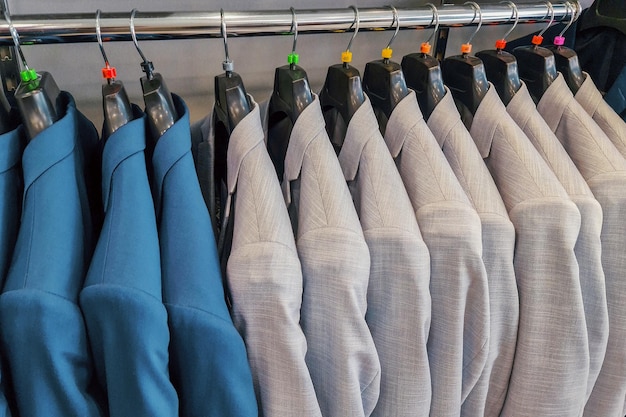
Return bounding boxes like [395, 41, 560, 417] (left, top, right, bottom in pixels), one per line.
[537, 73, 572, 133]
[284, 94, 326, 181]
[23, 92, 78, 195]
[506, 81, 535, 132]
[574, 72, 603, 117]
[338, 94, 379, 182]
[0, 125, 25, 174]
[152, 94, 191, 216]
[101, 105, 146, 211]
[427, 87, 464, 149]
[385, 90, 424, 158]
[469, 84, 502, 158]
[223, 95, 264, 195]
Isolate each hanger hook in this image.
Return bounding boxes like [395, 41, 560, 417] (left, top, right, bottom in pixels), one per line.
[345, 5, 360, 53]
[96, 9, 117, 84]
[3, 7, 33, 79]
[424, 3, 440, 46]
[538, 1, 555, 38]
[220, 9, 234, 74]
[288, 7, 300, 68]
[290, 7, 298, 55]
[558, 1, 575, 37]
[96, 10, 110, 67]
[385, 5, 400, 50]
[130, 9, 154, 80]
[462, 1, 483, 52]
[499, 1, 519, 43]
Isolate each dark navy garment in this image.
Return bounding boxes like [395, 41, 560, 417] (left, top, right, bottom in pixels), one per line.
[0, 93, 104, 417]
[0, 125, 25, 417]
[152, 94, 257, 416]
[80, 106, 178, 417]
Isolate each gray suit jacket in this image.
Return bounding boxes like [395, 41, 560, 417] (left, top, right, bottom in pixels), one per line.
[197, 97, 322, 417]
[508, 81, 608, 402]
[384, 91, 490, 417]
[470, 85, 588, 417]
[575, 72, 626, 158]
[537, 74, 626, 417]
[334, 96, 432, 417]
[428, 90, 518, 417]
[277, 96, 381, 417]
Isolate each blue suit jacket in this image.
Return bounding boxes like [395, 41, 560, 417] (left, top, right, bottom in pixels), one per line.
[0, 125, 25, 417]
[0, 93, 104, 417]
[152, 94, 257, 416]
[80, 107, 178, 417]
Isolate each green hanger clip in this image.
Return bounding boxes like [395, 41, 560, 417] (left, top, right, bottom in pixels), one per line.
[288, 52, 299, 65]
[20, 68, 37, 82]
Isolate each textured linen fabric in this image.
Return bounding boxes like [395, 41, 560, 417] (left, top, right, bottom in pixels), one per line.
[469, 85, 588, 417]
[151, 95, 257, 417]
[0, 93, 104, 417]
[537, 74, 626, 417]
[575, 72, 626, 157]
[332, 96, 431, 417]
[197, 96, 322, 417]
[507, 81, 608, 402]
[0, 126, 25, 417]
[80, 106, 179, 417]
[269, 95, 380, 417]
[383, 91, 490, 417]
[427, 89, 518, 417]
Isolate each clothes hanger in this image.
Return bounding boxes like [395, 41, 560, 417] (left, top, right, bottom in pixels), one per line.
[546, 2, 585, 94]
[578, 0, 626, 36]
[362, 5, 409, 127]
[213, 8, 251, 190]
[401, 3, 446, 121]
[441, 1, 489, 116]
[267, 7, 313, 180]
[4, 7, 61, 141]
[0, 0, 18, 135]
[319, 5, 365, 152]
[476, 1, 522, 106]
[130, 9, 178, 142]
[96, 9, 133, 141]
[511, 1, 558, 103]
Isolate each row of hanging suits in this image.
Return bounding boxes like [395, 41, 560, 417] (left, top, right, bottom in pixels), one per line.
[189, 36, 626, 417]
[0, 28, 625, 417]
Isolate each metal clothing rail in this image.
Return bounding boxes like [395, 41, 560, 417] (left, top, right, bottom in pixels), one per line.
[0, 1, 577, 45]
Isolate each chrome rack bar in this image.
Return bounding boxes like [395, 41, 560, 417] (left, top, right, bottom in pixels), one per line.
[0, 1, 577, 45]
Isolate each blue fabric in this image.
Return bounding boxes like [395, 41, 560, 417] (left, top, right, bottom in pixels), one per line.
[80, 106, 178, 417]
[0, 125, 25, 417]
[0, 93, 104, 417]
[604, 64, 626, 121]
[151, 94, 257, 417]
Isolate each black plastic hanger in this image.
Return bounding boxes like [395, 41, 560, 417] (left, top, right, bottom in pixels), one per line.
[130, 9, 178, 142]
[319, 5, 365, 152]
[267, 7, 313, 180]
[0, 42, 20, 134]
[4, 9, 60, 141]
[511, 2, 558, 103]
[213, 9, 251, 190]
[442, 1, 489, 116]
[362, 5, 409, 128]
[578, 0, 626, 36]
[476, 1, 522, 106]
[401, 3, 446, 120]
[96, 10, 133, 141]
[0, 69, 15, 135]
[546, 2, 585, 94]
